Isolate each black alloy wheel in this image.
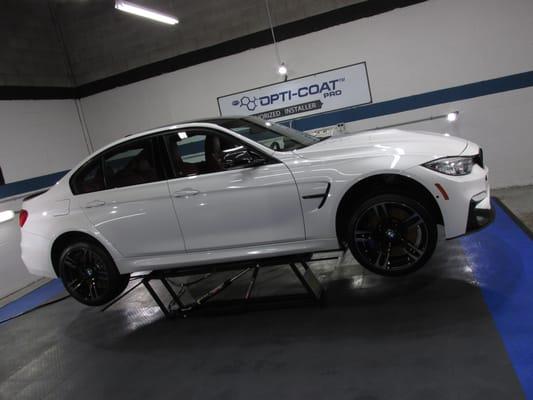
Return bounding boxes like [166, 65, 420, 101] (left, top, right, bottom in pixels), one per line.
[59, 242, 129, 306]
[347, 194, 437, 276]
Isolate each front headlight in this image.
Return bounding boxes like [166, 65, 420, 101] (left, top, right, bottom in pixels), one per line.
[423, 157, 474, 176]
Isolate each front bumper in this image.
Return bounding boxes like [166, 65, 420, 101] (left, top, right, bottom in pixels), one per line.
[466, 195, 494, 233]
[20, 230, 57, 278]
[406, 163, 491, 239]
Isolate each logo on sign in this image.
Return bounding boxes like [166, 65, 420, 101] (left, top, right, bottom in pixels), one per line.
[229, 79, 344, 111]
[237, 96, 259, 112]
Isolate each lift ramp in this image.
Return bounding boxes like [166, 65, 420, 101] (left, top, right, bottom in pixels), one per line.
[102, 251, 346, 318]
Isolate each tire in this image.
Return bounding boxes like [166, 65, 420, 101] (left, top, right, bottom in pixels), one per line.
[59, 242, 130, 306]
[346, 194, 437, 276]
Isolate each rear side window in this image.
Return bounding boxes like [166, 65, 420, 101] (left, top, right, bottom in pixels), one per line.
[71, 158, 105, 195]
[71, 137, 164, 195]
[103, 138, 161, 189]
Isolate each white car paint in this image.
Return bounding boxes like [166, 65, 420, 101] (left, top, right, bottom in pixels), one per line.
[20, 120, 490, 279]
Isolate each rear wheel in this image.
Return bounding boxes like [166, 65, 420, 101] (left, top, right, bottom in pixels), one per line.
[59, 242, 130, 306]
[347, 194, 437, 276]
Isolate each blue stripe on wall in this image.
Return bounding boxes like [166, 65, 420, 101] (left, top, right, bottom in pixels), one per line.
[461, 200, 533, 397]
[1, 70, 532, 201]
[290, 70, 533, 131]
[0, 170, 68, 201]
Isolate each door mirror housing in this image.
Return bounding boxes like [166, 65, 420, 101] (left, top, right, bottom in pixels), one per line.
[223, 146, 266, 168]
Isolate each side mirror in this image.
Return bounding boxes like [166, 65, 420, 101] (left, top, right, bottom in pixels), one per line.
[223, 147, 266, 168]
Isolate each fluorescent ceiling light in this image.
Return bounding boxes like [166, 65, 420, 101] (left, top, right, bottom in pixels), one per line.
[115, 1, 179, 25]
[0, 210, 15, 224]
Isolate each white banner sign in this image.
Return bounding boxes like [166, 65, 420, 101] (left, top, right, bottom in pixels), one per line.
[217, 62, 372, 121]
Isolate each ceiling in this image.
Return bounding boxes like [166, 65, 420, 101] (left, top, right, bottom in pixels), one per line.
[1, 0, 368, 88]
[1, 0, 427, 97]
[54, 0, 370, 85]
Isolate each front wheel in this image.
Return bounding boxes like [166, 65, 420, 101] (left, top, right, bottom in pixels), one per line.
[346, 194, 437, 276]
[59, 242, 130, 306]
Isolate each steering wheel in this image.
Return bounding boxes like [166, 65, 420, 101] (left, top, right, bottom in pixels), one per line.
[270, 141, 281, 151]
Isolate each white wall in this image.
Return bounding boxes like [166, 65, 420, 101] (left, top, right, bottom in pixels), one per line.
[0, 99, 88, 298]
[80, 0, 533, 189]
[0, 99, 88, 184]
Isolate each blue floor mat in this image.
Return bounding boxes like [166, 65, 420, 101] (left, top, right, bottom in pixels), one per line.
[1, 198, 531, 397]
[0, 279, 66, 324]
[461, 199, 533, 398]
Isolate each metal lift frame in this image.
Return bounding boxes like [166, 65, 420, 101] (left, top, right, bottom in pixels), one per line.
[103, 252, 340, 318]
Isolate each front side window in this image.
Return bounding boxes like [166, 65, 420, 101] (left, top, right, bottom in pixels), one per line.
[166, 130, 248, 177]
[103, 138, 161, 189]
[71, 158, 105, 195]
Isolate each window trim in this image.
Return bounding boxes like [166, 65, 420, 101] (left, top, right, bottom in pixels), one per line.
[162, 127, 279, 180]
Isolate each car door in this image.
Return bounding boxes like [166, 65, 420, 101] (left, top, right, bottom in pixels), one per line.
[71, 135, 186, 257]
[164, 128, 305, 251]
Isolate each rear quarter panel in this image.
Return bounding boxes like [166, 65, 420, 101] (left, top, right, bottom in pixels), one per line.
[20, 182, 127, 277]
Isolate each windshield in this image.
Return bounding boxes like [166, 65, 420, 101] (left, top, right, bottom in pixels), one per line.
[215, 117, 320, 151]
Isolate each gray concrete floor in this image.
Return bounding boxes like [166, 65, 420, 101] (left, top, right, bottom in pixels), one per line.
[494, 185, 533, 230]
[0, 240, 524, 399]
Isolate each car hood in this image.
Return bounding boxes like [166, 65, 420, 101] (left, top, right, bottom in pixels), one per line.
[293, 128, 468, 161]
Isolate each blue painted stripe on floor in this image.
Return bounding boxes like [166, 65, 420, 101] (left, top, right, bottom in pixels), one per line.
[0, 279, 66, 324]
[461, 200, 533, 397]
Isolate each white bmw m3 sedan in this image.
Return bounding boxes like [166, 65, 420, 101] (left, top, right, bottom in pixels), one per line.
[20, 116, 492, 306]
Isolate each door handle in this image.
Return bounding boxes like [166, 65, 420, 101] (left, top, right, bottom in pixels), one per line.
[85, 200, 106, 208]
[173, 189, 200, 198]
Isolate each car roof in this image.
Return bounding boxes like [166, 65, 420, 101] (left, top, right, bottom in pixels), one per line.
[180, 115, 245, 124]
[78, 117, 259, 165]
[124, 116, 247, 138]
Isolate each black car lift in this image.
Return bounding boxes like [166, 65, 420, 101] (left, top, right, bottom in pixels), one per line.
[103, 252, 341, 318]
